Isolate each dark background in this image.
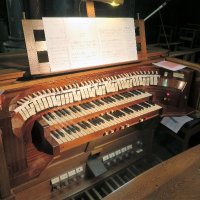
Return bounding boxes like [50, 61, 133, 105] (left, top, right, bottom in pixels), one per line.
[0, 0, 199, 50]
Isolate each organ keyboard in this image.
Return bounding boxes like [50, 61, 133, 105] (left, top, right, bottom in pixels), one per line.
[0, 20, 194, 200]
[15, 70, 160, 121]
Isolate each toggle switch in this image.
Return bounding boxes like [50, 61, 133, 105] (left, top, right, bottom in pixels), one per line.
[50, 177, 60, 191]
[60, 173, 69, 187]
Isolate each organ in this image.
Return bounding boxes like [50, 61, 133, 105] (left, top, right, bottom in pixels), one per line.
[0, 19, 194, 200]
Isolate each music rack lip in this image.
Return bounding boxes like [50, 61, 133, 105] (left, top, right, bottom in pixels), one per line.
[22, 19, 148, 76]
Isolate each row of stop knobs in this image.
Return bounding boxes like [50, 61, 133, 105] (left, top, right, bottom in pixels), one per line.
[104, 141, 143, 167]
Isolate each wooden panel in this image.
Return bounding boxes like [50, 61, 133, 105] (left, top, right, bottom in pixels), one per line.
[35, 41, 47, 51]
[31, 20, 44, 30]
[86, 0, 96, 17]
[0, 129, 12, 199]
[104, 145, 200, 200]
[166, 57, 200, 72]
[22, 20, 40, 75]
[0, 69, 25, 85]
[138, 20, 147, 59]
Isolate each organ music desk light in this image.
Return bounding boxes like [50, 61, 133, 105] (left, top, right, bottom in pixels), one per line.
[84, 0, 124, 7]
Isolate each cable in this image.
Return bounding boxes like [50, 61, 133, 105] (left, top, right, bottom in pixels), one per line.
[158, 10, 170, 51]
[130, 0, 136, 18]
[79, 0, 83, 17]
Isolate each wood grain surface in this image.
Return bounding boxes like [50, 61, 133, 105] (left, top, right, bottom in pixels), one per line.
[104, 145, 200, 200]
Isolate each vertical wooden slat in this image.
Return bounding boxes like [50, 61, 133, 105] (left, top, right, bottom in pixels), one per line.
[22, 20, 41, 74]
[86, 0, 96, 17]
[137, 20, 147, 59]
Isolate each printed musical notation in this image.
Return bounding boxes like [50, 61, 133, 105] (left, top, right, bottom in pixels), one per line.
[43, 17, 138, 73]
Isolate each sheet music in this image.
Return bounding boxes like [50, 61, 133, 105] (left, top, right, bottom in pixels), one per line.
[65, 18, 101, 68]
[161, 116, 193, 133]
[96, 18, 137, 63]
[43, 17, 138, 73]
[43, 18, 71, 72]
[153, 61, 186, 71]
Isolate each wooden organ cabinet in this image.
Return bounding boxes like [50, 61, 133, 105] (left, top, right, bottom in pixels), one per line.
[0, 20, 194, 200]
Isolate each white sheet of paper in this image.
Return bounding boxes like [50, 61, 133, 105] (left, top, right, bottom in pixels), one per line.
[43, 17, 138, 73]
[161, 116, 193, 133]
[153, 61, 186, 71]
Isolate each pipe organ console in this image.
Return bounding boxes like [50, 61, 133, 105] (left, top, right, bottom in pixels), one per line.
[0, 20, 194, 200]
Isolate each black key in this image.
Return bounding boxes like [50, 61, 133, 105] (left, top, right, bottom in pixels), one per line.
[122, 108, 128, 113]
[121, 92, 129, 98]
[72, 125, 80, 131]
[112, 95, 121, 100]
[85, 103, 92, 109]
[68, 126, 76, 133]
[127, 92, 134, 97]
[107, 114, 114, 120]
[118, 110, 125, 116]
[124, 107, 133, 114]
[93, 100, 100, 106]
[78, 122, 87, 129]
[80, 104, 89, 110]
[89, 119, 97, 126]
[134, 104, 143, 111]
[143, 102, 151, 108]
[97, 100, 104, 105]
[126, 92, 133, 97]
[130, 90, 140, 95]
[63, 127, 72, 135]
[98, 117, 104, 123]
[57, 130, 65, 137]
[63, 109, 71, 115]
[88, 102, 95, 108]
[59, 109, 67, 116]
[74, 106, 81, 112]
[148, 101, 155, 106]
[55, 110, 62, 117]
[83, 121, 91, 128]
[69, 107, 77, 113]
[102, 114, 110, 121]
[116, 94, 124, 100]
[44, 114, 51, 120]
[130, 105, 139, 111]
[108, 97, 115, 102]
[139, 102, 149, 108]
[137, 89, 144, 93]
[102, 98, 109, 103]
[110, 112, 118, 118]
[52, 131, 60, 139]
[49, 112, 56, 119]
[95, 117, 102, 125]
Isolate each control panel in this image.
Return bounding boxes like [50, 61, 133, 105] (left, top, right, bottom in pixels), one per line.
[102, 141, 144, 168]
[50, 166, 84, 191]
